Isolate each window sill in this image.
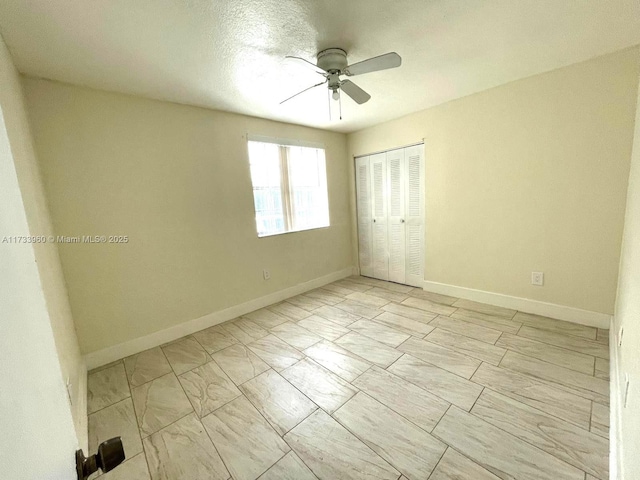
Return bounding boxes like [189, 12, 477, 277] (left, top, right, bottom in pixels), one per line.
[257, 224, 330, 238]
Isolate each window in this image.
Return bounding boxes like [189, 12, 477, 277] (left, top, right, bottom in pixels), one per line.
[248, 138, 329, 237]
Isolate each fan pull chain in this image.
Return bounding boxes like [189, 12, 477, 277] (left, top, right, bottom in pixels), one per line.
[327, 87, 331, 121]
[338, 89, 342, 120]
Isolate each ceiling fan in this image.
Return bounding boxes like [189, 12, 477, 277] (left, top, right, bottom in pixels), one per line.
[281, 48, 402, 113]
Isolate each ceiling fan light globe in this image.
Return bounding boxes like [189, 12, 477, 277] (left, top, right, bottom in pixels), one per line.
[332, 90, 340, 101]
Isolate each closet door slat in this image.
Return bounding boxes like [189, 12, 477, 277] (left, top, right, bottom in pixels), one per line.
[355, 156, 374, 277]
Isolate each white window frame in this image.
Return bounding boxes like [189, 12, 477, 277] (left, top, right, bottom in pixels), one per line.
[247, 134, 330, 238]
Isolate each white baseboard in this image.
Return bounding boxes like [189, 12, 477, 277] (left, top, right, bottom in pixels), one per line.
[422, 280, 612, 329]
[609, 315, 619, 479]
[85, 267, 354, 370]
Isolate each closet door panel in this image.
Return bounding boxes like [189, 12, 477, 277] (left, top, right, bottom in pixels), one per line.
[370, 153, 389, 280]
[386, 148, 406, 284]
[404, 145, 425, 287]
[355, 156, 373, 277]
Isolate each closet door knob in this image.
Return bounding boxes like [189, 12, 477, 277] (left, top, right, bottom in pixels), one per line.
[400, 219, 405, 223]
[373, 219, 376, 223]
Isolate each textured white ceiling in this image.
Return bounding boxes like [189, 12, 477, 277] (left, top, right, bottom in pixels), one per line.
[1, 0, 639, 133]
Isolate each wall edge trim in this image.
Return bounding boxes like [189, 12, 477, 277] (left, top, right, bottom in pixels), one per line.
[423, 280, 612, 328]
[84, 267, 354, 370]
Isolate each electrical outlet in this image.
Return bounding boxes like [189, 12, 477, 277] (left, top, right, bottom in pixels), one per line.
[531, 271, 544, 286]
[263, 269, 271, 280]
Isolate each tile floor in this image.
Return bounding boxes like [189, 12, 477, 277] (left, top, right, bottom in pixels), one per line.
[87, 275, 610, 480]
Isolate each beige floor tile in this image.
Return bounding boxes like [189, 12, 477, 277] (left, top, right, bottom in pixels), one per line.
[596, 328, 610, 344]
[333, 299, 381, 319]
[388, 354, 482, 410]
[334, 392, 445, 478]
[284, 409, 400, 480]
[471, 363, 592, 429]
[244, 308, 289, 329]
[258, 451, 317, 480]
[425, 328, 506, 365]
[221, 318, 269, 344]
[240, 370, 317, 435]
[364, 286, 410, 303]
[401, 296, 457, 315]
[429, 448, 499, 480]
[332, 279, 374, 293]
[472, 389, 608, 479]
[432, 407, 584, 480]
[320, 282, 359, 296]
[297, 315, 350, 341]
[375, 310, 436, 336]
[407, 289, 458, 306]
[281, 358, 356, 414]
[100, 453, 150, 480]
[347, 319, 410, 347]
[496, 332, 595, 374]
[450, 308, 522, 334]
[303, 340, 371, 382]
[514, 311, 597, 339]
[161, 336, 210, 375]
[381, 302, 438, 323]
[124, 347, 173, 387]
[352, 366, 449, 432]
[429, 315, 502, 344]
[303, 289, 344, 305]
[178, 360, 241, 417]
[268, 302, 312, 321]
[269, 321, 322, 350]
[591, 402, 610, 439]
[192, 325, 238, 354]
[501, 351, 609, 404]
[595, 357, 610, 381]
[313, 304, 361, 327]
[131, 373, 193, 437]
[285, 295, 325, 311]
[201, 396, 290, 480]
[335, 331, 402, 368]
[349, 276, 413, 293]
[518, 326, 609, 359]
[89, 398, 143, 459]
[88, 359, 125, 375]
[143, 413, 229, 480]
[397, 336, 481, 379]
[88, 362, 130, 414]
[450, 299, 516, 319]
[211, 344, 270, 385]
[346, 291, 390, 309]
[247, 334, 303, 371]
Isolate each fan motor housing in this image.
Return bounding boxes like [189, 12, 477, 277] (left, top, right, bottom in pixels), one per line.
[317, 48, 348, 73]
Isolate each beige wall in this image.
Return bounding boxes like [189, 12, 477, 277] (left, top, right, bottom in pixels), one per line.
[23, 78, 353, 354]
[348, 47, 640, 314]
[613, 54, 640, 479]
[0, 32, 85, 464]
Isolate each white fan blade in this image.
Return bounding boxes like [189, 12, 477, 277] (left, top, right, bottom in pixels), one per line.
[280, 80, 327, 104]
[345, 52, 401, 76]
[285, 56, 327, 75]
[340, 80, 371, 104]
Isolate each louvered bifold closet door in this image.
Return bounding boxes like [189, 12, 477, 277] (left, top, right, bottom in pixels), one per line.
[355, 156, 373, 277]
[404, 145, 425, 287]
[386, 148, 406, 284]
[370, 153, 389, 280]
